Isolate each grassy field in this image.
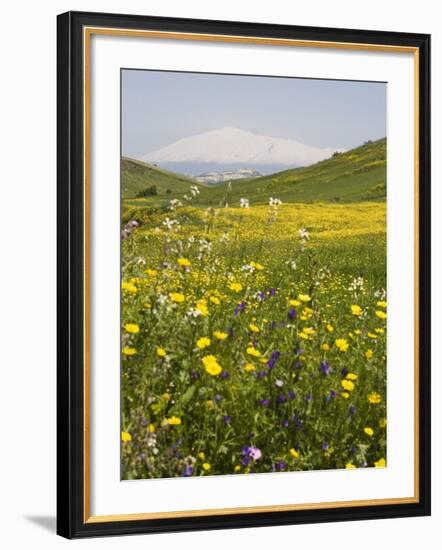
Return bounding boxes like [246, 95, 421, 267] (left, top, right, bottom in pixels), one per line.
[121, 192, 387, 478]
[120, 138, 387, 479]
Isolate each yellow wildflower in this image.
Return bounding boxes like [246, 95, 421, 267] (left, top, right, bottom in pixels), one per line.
[122, 281, 137, 293]
[122, 347, 137, 356]
[346, 373, 358, 380]
[365, 349, 374, 359]
[375, 310, 387, 320]
[146, 269, 158, 277]
[351, 305, 363, 316]
[364, 427, 374, 436]
[346, 463, 356, 469]
[321, 343, 330, 351]
[177, 257, 191, 267]
[289, 299, 301, 307]
[213, 330, 228, 340]
[228, 282, 243, 292]
[156, 347, 167, 357]
[341, 392, 350, 399]
[121, 431, 132, 442]
[197, 337, 211, 349]
[196, 302, 209, 316]
[368, 392, 381, 404]
[299, 331, 309, 340]
[198, 452, 205, 460]
[289, 448, 299, 458]
[234, 465, 241, 472]
[210, 296, 221, 305]
[249, 324, 260, 333]
[202, 463, 211, 471]
[326, 324, 334, 333]
[298, 294, 311, 302]
[169, 292, 185, 303]
[124, 323, 140, 334]
[379, 418, 387, 428]
[246, 347, 261, 357]
[341, 379, 355, 391]
[251, 261, 264, 270]
[244, 363, 256, 372]
[148, 424, 155, 433]
[202, 355, 222, 376]
[374, 458, 386, 468]
[166, 416, 182, 426]
[335, 338, 349, 352]
[377, 301, 387, 308]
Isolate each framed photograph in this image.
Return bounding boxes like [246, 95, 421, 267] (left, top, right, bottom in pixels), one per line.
[57, 11, 431, 538]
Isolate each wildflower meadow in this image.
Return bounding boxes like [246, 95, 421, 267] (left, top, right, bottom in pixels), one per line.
[120, 179, 387, 479]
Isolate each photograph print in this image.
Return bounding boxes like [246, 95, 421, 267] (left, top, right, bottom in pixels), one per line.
[120, 69, 387, 480]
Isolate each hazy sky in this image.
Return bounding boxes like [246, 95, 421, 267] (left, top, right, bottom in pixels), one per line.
[122, 69, 386, 159]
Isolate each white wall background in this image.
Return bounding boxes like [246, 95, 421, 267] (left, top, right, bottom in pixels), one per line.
[0, 0, 439, 547]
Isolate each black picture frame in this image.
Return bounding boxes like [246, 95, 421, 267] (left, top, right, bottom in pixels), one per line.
[57, 10, 431, 539]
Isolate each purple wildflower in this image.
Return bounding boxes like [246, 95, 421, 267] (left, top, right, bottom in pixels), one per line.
[322, 442, 329, 451]
[276, 394, 286, 404]
[258, 291, 265, 301]
[320, 361, 331, 376]
[275, 461, 287, 471]
[305, 393, 313, 402]
[341, 367, 349, 377]
[349, 405, 357, 417]
[227, 327, 234, 337]
[191, 371, 200, 380]
[282, 419, 289, 428]
[288, 390, 296, 400]
[223, 415, 232, 424]
[267, 358, 277, 369]
[269, 288, 276, 297]
[220, 370, 230, 379]
[288, 307, 297, 320]
[257, 370, 268, 379]
[259, 398, 270, 407]
[242, 445, 262, 462]
[183, 465, 194, 477]
[326, 389, 337, 403]
[241, 455, 251, 467]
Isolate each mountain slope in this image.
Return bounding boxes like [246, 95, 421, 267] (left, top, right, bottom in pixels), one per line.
[140, 127, 341, 168]
[192, 137, 386, 206]
[121, 157, 201, 198]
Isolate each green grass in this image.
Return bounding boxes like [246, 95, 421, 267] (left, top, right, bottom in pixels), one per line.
[122, 157, 205, 199]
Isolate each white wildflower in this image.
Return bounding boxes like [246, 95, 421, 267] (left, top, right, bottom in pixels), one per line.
[240, 198, 250, 208]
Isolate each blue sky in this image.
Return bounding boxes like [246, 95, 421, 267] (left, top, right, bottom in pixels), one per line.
[122, 69, 386, 159]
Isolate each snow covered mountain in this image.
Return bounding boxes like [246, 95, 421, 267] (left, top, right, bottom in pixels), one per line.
[140, 127, 342, 168]
[195, 168, 262, 185]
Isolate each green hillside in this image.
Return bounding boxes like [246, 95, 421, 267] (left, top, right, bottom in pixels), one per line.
[121, 157, 203, 199]
[193, 138, 386, 206]
[122, 138, 386, 207]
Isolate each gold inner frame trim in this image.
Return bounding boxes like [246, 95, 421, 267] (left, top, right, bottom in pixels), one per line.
[83, 26, 420, 524]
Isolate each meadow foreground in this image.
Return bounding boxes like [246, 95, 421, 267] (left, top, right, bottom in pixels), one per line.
[120, 200, 387, 479]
